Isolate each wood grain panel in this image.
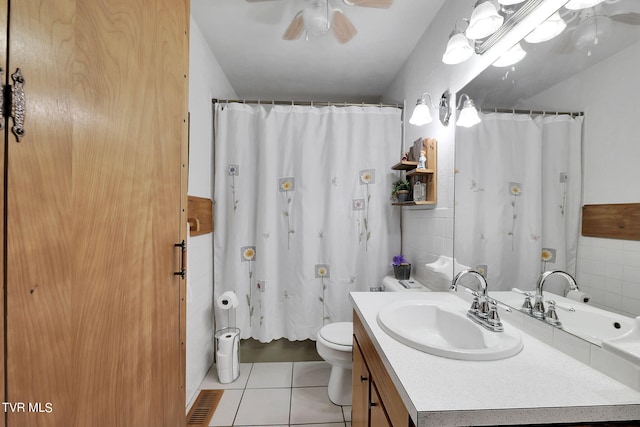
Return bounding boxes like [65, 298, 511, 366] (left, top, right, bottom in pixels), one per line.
[582, 203, 640, 241]
[188, 196, 213, 236]
[70, 0, 189, 425]
[354, 311, 410, 427]
[6, 1, 74, 425]
[6, 0, 187, 425]
[0, 2, 6, 426]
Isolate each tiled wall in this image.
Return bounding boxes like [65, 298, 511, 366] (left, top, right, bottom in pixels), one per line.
[576, 236, 640, 317]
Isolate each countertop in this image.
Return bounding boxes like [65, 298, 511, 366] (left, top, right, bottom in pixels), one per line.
[350, 291, 640, 426]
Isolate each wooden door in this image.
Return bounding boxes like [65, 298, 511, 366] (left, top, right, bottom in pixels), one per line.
[352, 340, 369, 427]
[0, 1, 6, 426]
[5, 0, 189, 425]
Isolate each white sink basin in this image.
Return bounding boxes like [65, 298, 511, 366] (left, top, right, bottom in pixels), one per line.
[377, 300, 523, 361]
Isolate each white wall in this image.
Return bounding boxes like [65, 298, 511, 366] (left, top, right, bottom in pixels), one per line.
[523, 40, 640, 316]
[187, 15, 237, 405]
[382, 0, 476, 289]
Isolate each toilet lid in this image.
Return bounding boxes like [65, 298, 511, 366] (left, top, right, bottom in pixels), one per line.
[319, 322, 353, 347]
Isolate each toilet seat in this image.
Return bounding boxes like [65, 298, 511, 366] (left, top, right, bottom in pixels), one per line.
[318, 322, 353, 351]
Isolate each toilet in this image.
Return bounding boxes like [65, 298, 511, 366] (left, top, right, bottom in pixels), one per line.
[316, 276, 429, 406]
[316, 321, 353, 406]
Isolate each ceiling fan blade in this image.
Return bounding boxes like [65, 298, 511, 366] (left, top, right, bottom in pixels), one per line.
[332, 10, 357, 43]
[344, 0, 393, 9]
[609, 12, 640, 25]
[283, 12, 304, 40]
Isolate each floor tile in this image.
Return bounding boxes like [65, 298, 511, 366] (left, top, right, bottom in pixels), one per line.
[209, 389, 243, 427]
[290, 387, 344, 425]
[200, 363, 253, 390]
[234, 388, 291, 425]
[246, 362, 293, 389]
[292, 361, 331, 387]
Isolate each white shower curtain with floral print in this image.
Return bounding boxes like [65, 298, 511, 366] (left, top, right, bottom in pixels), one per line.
[213, 103, 402, 342]
[455, 112, 583, 292]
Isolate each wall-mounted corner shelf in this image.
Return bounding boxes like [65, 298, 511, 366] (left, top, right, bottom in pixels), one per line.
[391, 138, 437, 206]
[390, 160, 418, 171]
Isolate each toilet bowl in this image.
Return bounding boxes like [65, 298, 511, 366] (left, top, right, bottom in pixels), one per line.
[316, 321, 353, 406]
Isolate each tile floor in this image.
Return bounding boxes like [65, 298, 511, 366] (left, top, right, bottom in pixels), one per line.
[194, 361, 352, 427]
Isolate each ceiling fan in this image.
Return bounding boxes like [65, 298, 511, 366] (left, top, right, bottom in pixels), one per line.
[246, 0, 394, 44]
[551, 0, 640, 54]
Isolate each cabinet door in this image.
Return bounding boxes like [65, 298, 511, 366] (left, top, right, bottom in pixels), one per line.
[370, 382, 392, 427]
[352, 340, 369, 427]
[5, 0, 189, 425]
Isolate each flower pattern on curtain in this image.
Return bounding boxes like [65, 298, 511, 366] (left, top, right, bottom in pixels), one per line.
[455, 113, 583, 293]
[213, 103, 402, 342]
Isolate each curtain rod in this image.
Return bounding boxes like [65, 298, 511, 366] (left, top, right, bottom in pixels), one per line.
[480, 108, 584, 117]
[212, 98, 403, 109]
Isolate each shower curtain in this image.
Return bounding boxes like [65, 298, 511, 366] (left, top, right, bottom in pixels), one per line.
[455, 112, 583, 292]
[213, 103, 402, 342]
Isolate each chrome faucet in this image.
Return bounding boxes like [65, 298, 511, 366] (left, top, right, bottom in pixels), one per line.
[451, 269, 504, 332]
[532, 270, 579, 321]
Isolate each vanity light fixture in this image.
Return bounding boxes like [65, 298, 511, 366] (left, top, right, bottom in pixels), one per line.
[524, 11, 566, 43]
[466, 0, 505, 40]
[491, 42, 527, 66]
[409, 93, 434, 126]
[456, 94, 482, 128]
[564, 0, 605, 10]
[303, 0, 332, 37]
[442, 19, 474, 65]
[439, 91, 452, 126]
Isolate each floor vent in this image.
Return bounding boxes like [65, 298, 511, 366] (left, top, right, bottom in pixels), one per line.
[187, 389, 223, 426]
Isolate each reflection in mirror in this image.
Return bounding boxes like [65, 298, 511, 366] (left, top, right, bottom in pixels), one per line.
[453, 1, 640, 344]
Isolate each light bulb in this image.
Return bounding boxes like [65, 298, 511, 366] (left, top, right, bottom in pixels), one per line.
[524, 12, 566, 43]
[409, 99, 433, 126]
[466, 1, 504, 40]
[442, 30, 474, 64]
[456, 97, 481, 128]
[492, 43, 526, 67]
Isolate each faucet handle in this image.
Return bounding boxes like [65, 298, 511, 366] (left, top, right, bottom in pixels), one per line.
[486, 300, 504, 332]
[545, 301, 562, 327]
[521, 294, 533, 314]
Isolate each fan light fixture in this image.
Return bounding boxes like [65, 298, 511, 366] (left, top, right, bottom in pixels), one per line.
[303, 0, 331, 37]
[524, 11, 566, 43]
[565, 0, 606, 11]
[456, 94, 481, 128]
[409, 93, 434, 126]
[466, 0, 504, 40]
[491, 42, 527, 67]
[442, 19, 474, 65]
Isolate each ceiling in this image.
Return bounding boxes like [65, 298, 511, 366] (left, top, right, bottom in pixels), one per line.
[190, 0, 447, 103]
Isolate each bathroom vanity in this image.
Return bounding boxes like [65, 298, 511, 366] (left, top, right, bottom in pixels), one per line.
[350, 292, 640, 426]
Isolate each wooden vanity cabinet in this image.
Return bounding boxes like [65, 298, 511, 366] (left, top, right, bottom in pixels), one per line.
[352, 311, 414, 427]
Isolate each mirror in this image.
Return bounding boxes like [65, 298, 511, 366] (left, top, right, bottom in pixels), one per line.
[453, 1, 640, 345]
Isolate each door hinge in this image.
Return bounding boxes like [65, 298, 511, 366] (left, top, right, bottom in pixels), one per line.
[1, 68, 27, 141]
